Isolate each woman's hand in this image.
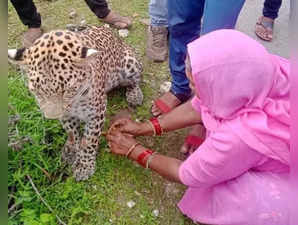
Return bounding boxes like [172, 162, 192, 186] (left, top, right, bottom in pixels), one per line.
[107, 130, 138, 156]
[107, 121, 183, 184]
[109, 118, 153, 136]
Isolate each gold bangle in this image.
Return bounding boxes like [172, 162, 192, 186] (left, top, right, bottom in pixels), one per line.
[158, 118, 164, 135]
[126, 143, 139, 158]
[147, 120, 156, 136]
[146, 152, 158, 169]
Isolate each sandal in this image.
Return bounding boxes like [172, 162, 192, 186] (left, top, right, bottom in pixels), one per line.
[181, 124, 206, 158]
[151, 90, 192, 117]
[182, 136, 204, 158]
[151, 91, 184, 117]
[255, 16, 274, 42]
[153, 98, 173, 114]
[101, 11, 132, 29]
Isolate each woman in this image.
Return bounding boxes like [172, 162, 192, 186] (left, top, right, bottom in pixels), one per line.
[107, 30, 290, 225]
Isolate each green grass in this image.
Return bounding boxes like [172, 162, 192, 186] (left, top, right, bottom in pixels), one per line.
[8, 0, 196, 224]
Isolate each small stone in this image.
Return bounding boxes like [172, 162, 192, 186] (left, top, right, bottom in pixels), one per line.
[80, 19, 86, 25]
[66, 24, 75, 29]
[139, 18, 150, 26]
[104, 24, 110, 28]
[152, 209, 159, 217]
[109, 219, 113, 223]
[127, 200, 136, 208]
[118, 29, 129, 38]
[134, 190, 141, 196]
[160, 81, 171, 93]
[135, 118, 140, 123]
[69, 10, 77, 19]
[104, 148, 111, 152]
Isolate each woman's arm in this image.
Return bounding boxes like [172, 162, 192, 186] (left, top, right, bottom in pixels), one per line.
[158, 99, 202, 132]
[107, 124, 265, 188]
[107, 131, 183, 183]
[130, 145, 183, 183]
[113, 100, 202, 136]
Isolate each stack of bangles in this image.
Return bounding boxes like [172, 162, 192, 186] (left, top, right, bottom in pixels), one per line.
[147, 117, 163, 136]
[125, 143, 158, 169]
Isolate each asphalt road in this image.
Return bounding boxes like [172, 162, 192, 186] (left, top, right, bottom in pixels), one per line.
[236, 0, 290, 58]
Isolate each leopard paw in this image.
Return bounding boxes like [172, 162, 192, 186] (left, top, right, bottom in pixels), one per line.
[126, 85, 143, 106]
[72, 157, 96, 181]
[62, 143, 77, 165]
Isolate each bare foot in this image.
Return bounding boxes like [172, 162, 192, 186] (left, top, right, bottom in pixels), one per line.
[151, 92, 181, 117]
[180, 123, 206, 156]
[23, 27, 43, 48]
[101, 11, 132, 29]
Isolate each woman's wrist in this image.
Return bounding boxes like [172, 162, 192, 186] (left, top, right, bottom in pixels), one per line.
[129, 145, 147, 161]
[128, 145, 156, 168]
[137, 122, 154, 136]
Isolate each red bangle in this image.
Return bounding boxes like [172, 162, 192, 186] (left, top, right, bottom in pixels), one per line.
[150, 118, 163, 136]
[137, 150, 153, 167]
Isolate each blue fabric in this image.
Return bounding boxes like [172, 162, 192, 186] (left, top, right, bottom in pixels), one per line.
[149, 0, 168, 27]
[168, 0, 205, 101]
[263, 0, 282, 20]
[168, 0, 245, 100]
[201, 0, 245, 35]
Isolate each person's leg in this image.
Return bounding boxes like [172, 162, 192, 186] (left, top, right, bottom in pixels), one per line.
[84, 0, 110, 19]
[180, 0, 245, 154]
[255, 0, 282, 41]
[151, 0, 204, 116]
[10, 0, 41, 28]
[168, 0, 205, 101]
[10, 0, 43, 47]
[201, 0, 245, 35]
[147, 0, 168, 62]
[149, 0, 168, 27]
[84, 0, 132, 29]
[263, 0, 282, 20]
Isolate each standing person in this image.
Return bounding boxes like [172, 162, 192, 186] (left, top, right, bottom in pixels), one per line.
[151, 0, 246, 117]
[151, 0, 246, 153]
[146, 0, 168, 62]
[255, 0, 283, 42]
[10, 0, 132, 48]
[84, 0, 132, 29]
[10, 0, 43, 48]
[107, 30, 290, 225]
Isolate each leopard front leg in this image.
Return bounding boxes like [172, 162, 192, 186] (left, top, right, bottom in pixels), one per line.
[72, 113, 105, 181]
[60, 115, 81, 165]
[122, 53, 143, 106]
[126, 85, 143, 106]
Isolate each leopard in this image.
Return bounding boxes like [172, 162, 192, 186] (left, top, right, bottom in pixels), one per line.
[8, 25, 143, 181]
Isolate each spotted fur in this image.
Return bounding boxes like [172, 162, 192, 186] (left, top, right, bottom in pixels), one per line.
[8, 25, 143, 181]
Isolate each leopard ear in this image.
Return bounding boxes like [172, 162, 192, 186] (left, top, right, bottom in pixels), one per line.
[81, 47, 98, 58]
[8, 47, 27, 65]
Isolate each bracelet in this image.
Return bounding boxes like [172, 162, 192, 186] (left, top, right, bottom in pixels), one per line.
[145, 152, 158, 169]
[125, 143, 140, 158]
[137, 150, 153, 167]
[147, 120, 156, 136]
[149, 117, 163, 136]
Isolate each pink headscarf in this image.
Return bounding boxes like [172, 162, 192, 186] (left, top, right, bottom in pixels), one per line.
[187, 29, 290, 165]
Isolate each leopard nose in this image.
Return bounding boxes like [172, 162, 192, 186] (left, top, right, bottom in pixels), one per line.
[44, 110, 63, 119]
[40, 101, 64, 119]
